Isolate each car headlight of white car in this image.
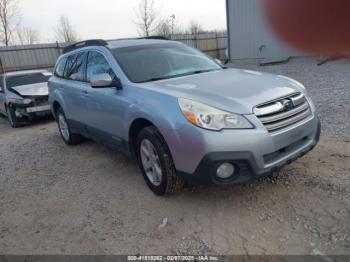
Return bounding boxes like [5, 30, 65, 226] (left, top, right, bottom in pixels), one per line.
[178, 98, 253, 131]
[9, 98, 32, 105]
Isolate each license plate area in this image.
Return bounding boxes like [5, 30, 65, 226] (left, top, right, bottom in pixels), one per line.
[26, 105, 50, 113]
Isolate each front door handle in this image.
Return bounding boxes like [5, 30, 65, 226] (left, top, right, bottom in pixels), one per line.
[81, 90, 89, 96]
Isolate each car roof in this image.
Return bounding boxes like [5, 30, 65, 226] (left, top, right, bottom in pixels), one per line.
[60, 38, 185, 59]
[106, 39, 179, 49]
[62, 38, 181, 56]
[3, 69, 52, 77]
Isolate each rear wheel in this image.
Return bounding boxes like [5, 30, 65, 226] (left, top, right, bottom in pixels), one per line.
[56, 107, 83, 145]
[136, 126, 184, 195]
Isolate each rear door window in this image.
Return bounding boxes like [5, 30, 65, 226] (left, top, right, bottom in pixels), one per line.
[64, 52, 87, 82]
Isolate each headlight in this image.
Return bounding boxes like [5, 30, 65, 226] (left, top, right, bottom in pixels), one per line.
[9, 98, 32, 105]
[178, 98, 253, 131]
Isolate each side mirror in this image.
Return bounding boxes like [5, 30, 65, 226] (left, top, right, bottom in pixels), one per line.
[90, 73, 122, 89]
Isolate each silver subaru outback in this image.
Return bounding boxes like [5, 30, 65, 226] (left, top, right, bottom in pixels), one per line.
[49, 38, 320, 195]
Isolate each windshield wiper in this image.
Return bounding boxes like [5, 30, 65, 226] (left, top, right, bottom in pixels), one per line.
[138, 69, 219, 83]
[191, 69, 218, 74]
[138, 75, 178, 83]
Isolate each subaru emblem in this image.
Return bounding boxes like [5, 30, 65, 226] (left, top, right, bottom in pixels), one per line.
[282, 99, 294, 111]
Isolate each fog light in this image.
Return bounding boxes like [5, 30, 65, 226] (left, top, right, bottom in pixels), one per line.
[216, 163, 235, 179]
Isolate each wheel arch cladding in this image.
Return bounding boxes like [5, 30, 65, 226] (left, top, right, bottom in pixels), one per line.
[53, 101, 61, 117]
[128, 118, 156, 158]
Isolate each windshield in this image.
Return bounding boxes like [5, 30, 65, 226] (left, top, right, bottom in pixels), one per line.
[112, 43, 222, 83]
[6, 73, 52, 89]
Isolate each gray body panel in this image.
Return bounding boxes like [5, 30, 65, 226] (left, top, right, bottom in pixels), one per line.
[140, 68, 305, 114]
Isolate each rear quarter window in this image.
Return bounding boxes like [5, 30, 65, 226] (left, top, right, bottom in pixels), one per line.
[54, 57, 68, 78]
[0, 76, 4, 91]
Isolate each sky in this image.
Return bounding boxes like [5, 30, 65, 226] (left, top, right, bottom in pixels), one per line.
[18, 0, 227, 43]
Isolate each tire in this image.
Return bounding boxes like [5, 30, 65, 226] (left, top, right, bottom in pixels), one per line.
[6, 104, 21, 128]
[56, 107, 83, 145]
[136, 126, 184, 195]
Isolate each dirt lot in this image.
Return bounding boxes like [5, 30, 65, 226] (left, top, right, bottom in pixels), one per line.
[0, 58, 349, 255]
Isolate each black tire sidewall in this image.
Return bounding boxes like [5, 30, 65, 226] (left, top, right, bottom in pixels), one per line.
[6, 105, 18, 128]
[136, 127, 172, 195]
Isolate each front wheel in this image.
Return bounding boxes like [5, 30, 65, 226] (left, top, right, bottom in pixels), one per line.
[136, 126, 184, 195]
[56, 107, 83, 145]
[6, 105, 21, 128]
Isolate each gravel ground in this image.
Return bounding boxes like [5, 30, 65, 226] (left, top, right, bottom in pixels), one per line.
[0, 58, 349, 255]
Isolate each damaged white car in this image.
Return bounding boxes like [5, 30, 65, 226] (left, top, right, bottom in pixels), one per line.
[0, 70, 52, 128]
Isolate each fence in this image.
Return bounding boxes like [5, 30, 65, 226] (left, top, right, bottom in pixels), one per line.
[0, 33, 228, 73]
[0, 43, 69, 73]
[169, 32, 228, 60]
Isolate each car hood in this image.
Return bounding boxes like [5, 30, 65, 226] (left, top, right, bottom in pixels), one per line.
[141, 68, 306, 114]
[9, 82, 48, 97]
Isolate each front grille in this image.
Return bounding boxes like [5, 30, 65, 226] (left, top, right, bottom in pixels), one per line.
[254, 93, 312, 132]
[33, 96, 49, 106]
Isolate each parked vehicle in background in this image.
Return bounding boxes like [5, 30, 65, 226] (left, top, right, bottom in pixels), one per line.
[49, 39, 321, 196]
[0, 70, 53, 128]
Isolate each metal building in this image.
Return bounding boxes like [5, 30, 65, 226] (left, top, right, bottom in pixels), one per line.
[226, 0, 300, 61]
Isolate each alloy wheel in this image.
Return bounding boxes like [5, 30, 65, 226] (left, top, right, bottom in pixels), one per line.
[58, 113, 70, 141]
[140, 139, 163, 186]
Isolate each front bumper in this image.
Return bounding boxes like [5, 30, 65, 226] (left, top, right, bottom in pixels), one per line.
[163, 114, 321, 185]
[179, 121, 320, 185]
[9, 102, 51, 121]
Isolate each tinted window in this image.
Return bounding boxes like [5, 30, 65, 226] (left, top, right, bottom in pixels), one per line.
[54, 57, 67, 78]
[112, 43, 221, 83]
[64, 52, 87, 81]
[6, 73, 52, 89]
[0, 76, 3, 91]
[86, 51, 116, 82]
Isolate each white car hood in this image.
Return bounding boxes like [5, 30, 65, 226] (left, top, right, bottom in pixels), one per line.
[10, 82, 48, 96]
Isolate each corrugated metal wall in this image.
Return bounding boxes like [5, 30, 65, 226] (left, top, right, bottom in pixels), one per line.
[0, 43, 70, 73]
[226, 0, 301, 60]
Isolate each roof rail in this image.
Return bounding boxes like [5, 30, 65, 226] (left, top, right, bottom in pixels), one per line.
[62, 39, 108, 54]
[139, 36, 170, 40]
